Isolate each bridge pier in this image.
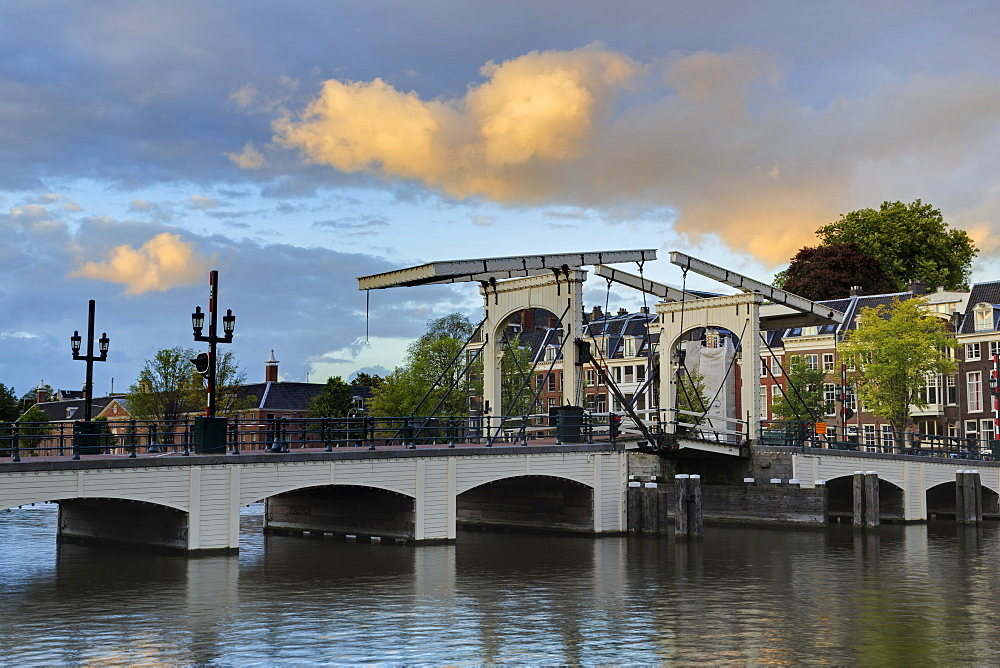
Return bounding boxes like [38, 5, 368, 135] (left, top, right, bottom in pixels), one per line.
[852, 471, 879, 528]
[956, 470, 983, 523]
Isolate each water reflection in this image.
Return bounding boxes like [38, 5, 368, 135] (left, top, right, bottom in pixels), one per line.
[3, 504, 1000, 664]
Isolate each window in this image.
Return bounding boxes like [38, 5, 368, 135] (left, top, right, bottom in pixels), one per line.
[636, 365, 646, 382]
[624, 366, 634, 383]
[544, 346, 558, 362]
[982, 419, 996, 442]
[624, 337, 636, 357]
[968, 371, 983, 412]
[636, 392, 647, 411]
[613, 367, 622, 384]
[547, 397, 557, 408]
[595, 395, 607, 413]
[921, 375, 940, 405]
[975, 304, 994, 333]
[805, 354, 819, 371]
[948, 423, 959, 438]
[772, 356, 783, 376]
[547, 374, 557, 392]
[862, 424, 877, 448]
[822, 353, 835, 372]
[965, 420, 978, 440]
[946, 374, 957, 405]
[843, 386, 857, 411]
[880, 425, 894, 449]
[760, 385, 768, 419]
[823, 383, 837, 416]
[991, 341, 1000, 359]
[585, 369, 595, 387]
[760, 357, 769, 377]
[966, 343, 982, 361]
[770, 384, 782, 411]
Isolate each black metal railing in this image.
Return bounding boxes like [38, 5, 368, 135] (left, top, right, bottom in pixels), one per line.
[0, 412, 624, 460]
[759, 420, 998, 460]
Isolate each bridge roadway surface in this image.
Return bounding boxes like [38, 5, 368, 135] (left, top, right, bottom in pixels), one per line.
[0, 439, 629, 553]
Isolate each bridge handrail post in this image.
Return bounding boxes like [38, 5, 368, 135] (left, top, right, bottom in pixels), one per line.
[520, 414, 528, 446]
[230, 416, 240, 455]
[181, 418, 190, 456]
[11, 422, 19, 463]
[128, 418, 136, 458]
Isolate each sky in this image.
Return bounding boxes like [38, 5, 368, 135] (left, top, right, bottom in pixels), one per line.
[2, 0, 1000, 399]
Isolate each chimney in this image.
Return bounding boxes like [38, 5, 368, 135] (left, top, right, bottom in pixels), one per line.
[35, 381, 46, 405]
[520, 309, 535, 332]
[265, 349, 279, 382]
[908, 280, 926, 295]
[591, 306, 603, 320]
[849, 285, 863, 296]
[618, 307, 628, 316]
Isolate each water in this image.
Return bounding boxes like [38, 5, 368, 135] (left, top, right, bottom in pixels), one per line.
[2, 504, 1000, 665]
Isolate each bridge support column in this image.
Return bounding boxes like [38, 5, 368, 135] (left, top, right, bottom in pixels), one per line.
[674, 474, 703, 537]
[853, 471, 879, 529]
[956, 470, 983, 523]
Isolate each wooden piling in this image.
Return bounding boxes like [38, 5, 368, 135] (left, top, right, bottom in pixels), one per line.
[956, 470, 983, 523]
[675, 474, 703, 537]
[853, 471, 879, 529]
[627, 480, 642, 532]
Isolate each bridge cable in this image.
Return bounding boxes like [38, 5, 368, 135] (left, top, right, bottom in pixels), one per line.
[409, 315, 488, 418]
[758, 331, 821, 424]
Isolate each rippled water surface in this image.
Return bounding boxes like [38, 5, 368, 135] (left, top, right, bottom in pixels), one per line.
[2, 504, 1000, 665]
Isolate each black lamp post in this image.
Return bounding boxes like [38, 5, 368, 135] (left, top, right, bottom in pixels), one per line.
[191, 270, 235, 418]
[71, 299, 109, 423]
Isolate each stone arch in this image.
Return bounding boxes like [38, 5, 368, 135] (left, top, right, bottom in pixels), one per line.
[1, 492, 187, 514]
[457, 474, 595, 533]
[825, 475, 905, 522]
[260, 483, 418, 541]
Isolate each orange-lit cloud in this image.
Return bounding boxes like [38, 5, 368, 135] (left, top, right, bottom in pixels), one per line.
[274, 45, 1000, 264]
[71, 232, 213, 294]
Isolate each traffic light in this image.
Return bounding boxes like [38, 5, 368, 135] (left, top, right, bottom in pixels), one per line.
[191, 352, 210, 375]
[610, 413, 622, 439]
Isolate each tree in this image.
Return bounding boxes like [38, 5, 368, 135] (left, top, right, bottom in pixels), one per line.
[309, 376, 354, 417]
[127, 347, 251, 420]
[816, 200, 977, 291]
[17, 384, 52, 412]
[769, 356, 831, 423]
[499, 334, 535, 416]
[350, 372, 384, 389]
[369, 314, 477, 418]
[17, 404, 51, 437]
[780, 243, 896, 300]
[0, 383, 19, 422]
[674, 368, 709, 436]
[839, 297, 957, 447]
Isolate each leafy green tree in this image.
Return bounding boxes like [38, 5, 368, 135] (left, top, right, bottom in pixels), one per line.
[369, 314, 476, 418]
[350, 372, 384, 389]
[0, 383, 19, 422]
[816, 200, 977, 290]
[769, 356, 831, 423]
[780, 243, 896, 300]
[499, 334, 535, 416]
[309, 376, 354, 417]
[674, 368, 709, 436]
[16, 384, 52, 412]
[127, 347, 251, 420]
[840, 297, 957, 447]
[17, 404, 51, 436]
[194, 349, 253, 417]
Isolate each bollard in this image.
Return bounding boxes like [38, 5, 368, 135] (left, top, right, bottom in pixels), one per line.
[743, 477, 756, 485]
[675, 474, 703, 537]
[853, 471, 880, 528]
[770, 478, 783, 486]
[956, 470, 983, 523]
[627, 480, 642, 532]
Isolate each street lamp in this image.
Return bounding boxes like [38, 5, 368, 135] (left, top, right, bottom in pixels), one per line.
[191, 270, 235, 418]
[70, 299, 109, 423]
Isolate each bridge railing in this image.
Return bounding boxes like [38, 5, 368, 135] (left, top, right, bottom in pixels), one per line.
[0, 412, 621, 460]
[759, 420, 999, 461]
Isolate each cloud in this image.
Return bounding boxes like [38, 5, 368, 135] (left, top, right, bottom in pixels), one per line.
[275, 45, 1000, 264]
[70, 232, 214, 294]
[228, 142, 265, 169]
[274, 44, 638, 201]
[188, 195, 222, 209]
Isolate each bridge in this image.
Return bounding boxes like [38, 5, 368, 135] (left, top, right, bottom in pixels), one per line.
[0, 443, 627, 553]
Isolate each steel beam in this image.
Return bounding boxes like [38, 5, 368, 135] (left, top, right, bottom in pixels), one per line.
[593, 265, 698, 301]
[358, 250, 657, 290]
[669, 251, 843, 325]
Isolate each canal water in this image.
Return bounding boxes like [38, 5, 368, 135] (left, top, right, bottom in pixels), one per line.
[2, 504, 1000, 665]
